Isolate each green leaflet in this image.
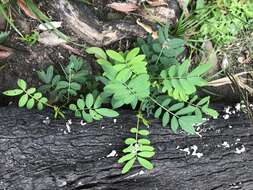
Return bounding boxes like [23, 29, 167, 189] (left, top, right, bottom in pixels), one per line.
[19, 94, 28, 107]
[138, 151, 155, 158]
[126, 47, 140, 62]
[138, 130, 150, 136]
[85, 93, 94, 108]
[125, 138, 137, 145]
[162, 112, 170, 126]
[77, 99, 85, 109]
[95, 108, 119, 117]
[188, 63, 212, 77]
[26, 98, 35, 109]
[86, 47, 107, 60]
[37, 65, 54, 84]
[0, 31, 9, 43]
[160, 60, 211, 101]
[171, 116, 179, 133]
[3, 89, 23, 96]
[118, 153, 135, 163]
[17, 79, 27, 90]
[138, 139, 151, 145]
[178, 116, 199, 134]
[106, 50, 125, 63]
[122, 158, 136, 174]
[137, 157, 153, 170]
[116, 68, 132, 83]
[69, 93, 119, 123]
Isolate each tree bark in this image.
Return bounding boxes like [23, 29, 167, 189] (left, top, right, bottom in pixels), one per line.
[45, 0, 179, 47]
[0, 107, 253, 190]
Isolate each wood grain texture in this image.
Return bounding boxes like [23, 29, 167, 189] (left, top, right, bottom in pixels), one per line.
[0, 107, 253, 190]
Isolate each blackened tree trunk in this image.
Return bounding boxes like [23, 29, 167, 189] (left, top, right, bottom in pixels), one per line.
[0, 107, 253, 190]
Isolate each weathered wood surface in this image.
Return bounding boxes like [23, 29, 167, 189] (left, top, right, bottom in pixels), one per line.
[0, 107, 253, 190]
[47, 0, 179, 46]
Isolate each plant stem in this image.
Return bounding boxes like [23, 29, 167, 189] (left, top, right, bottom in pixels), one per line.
[149, 96, 179, 119]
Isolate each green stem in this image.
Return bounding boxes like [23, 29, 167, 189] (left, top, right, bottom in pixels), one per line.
[135, 113, 140, 143]
[155, 47, 164, 65]
[0, 4, 23, 37]
[24, 89, 54, 109]
[149, 96, 179, 119]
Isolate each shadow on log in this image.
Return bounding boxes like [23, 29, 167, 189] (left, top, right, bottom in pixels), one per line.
[0, 107, 253, 190]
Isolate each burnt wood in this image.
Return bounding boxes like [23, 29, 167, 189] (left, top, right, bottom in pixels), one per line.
[0, 107, 253, 190]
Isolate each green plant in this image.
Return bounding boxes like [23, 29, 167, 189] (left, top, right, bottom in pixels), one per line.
[2, 79, 66, 118]
[4, 43, 218, 174]
[86, 46, 218, 173]
[0, 2, 24, 37]
[174, 0, 253, 46]
[118, 112, 155, 174]
[0, 0, 71, 45]
[137, 26, 185, 76]
[23, 0, 69, 41]
[69, 93, 119, 122]
[37, 55, 92, 103]
[3, 79, 49, 110]
[19, 31, 39, 45]
[0, 31, 9, 43]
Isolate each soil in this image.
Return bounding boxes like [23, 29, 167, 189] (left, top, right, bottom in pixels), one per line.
[0, 0, 180, 105]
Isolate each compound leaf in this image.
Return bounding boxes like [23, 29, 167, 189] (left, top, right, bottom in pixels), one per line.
[137, 157, 153, 170]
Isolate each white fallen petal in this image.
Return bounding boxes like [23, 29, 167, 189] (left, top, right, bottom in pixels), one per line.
[106, 150, 117, 158]
[38, 21, 62, 31]
[221, 141, 230, 148]
[180, 147, 190, 155]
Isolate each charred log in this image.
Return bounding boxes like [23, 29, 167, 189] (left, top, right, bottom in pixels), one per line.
[0, 107, 253, 190]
